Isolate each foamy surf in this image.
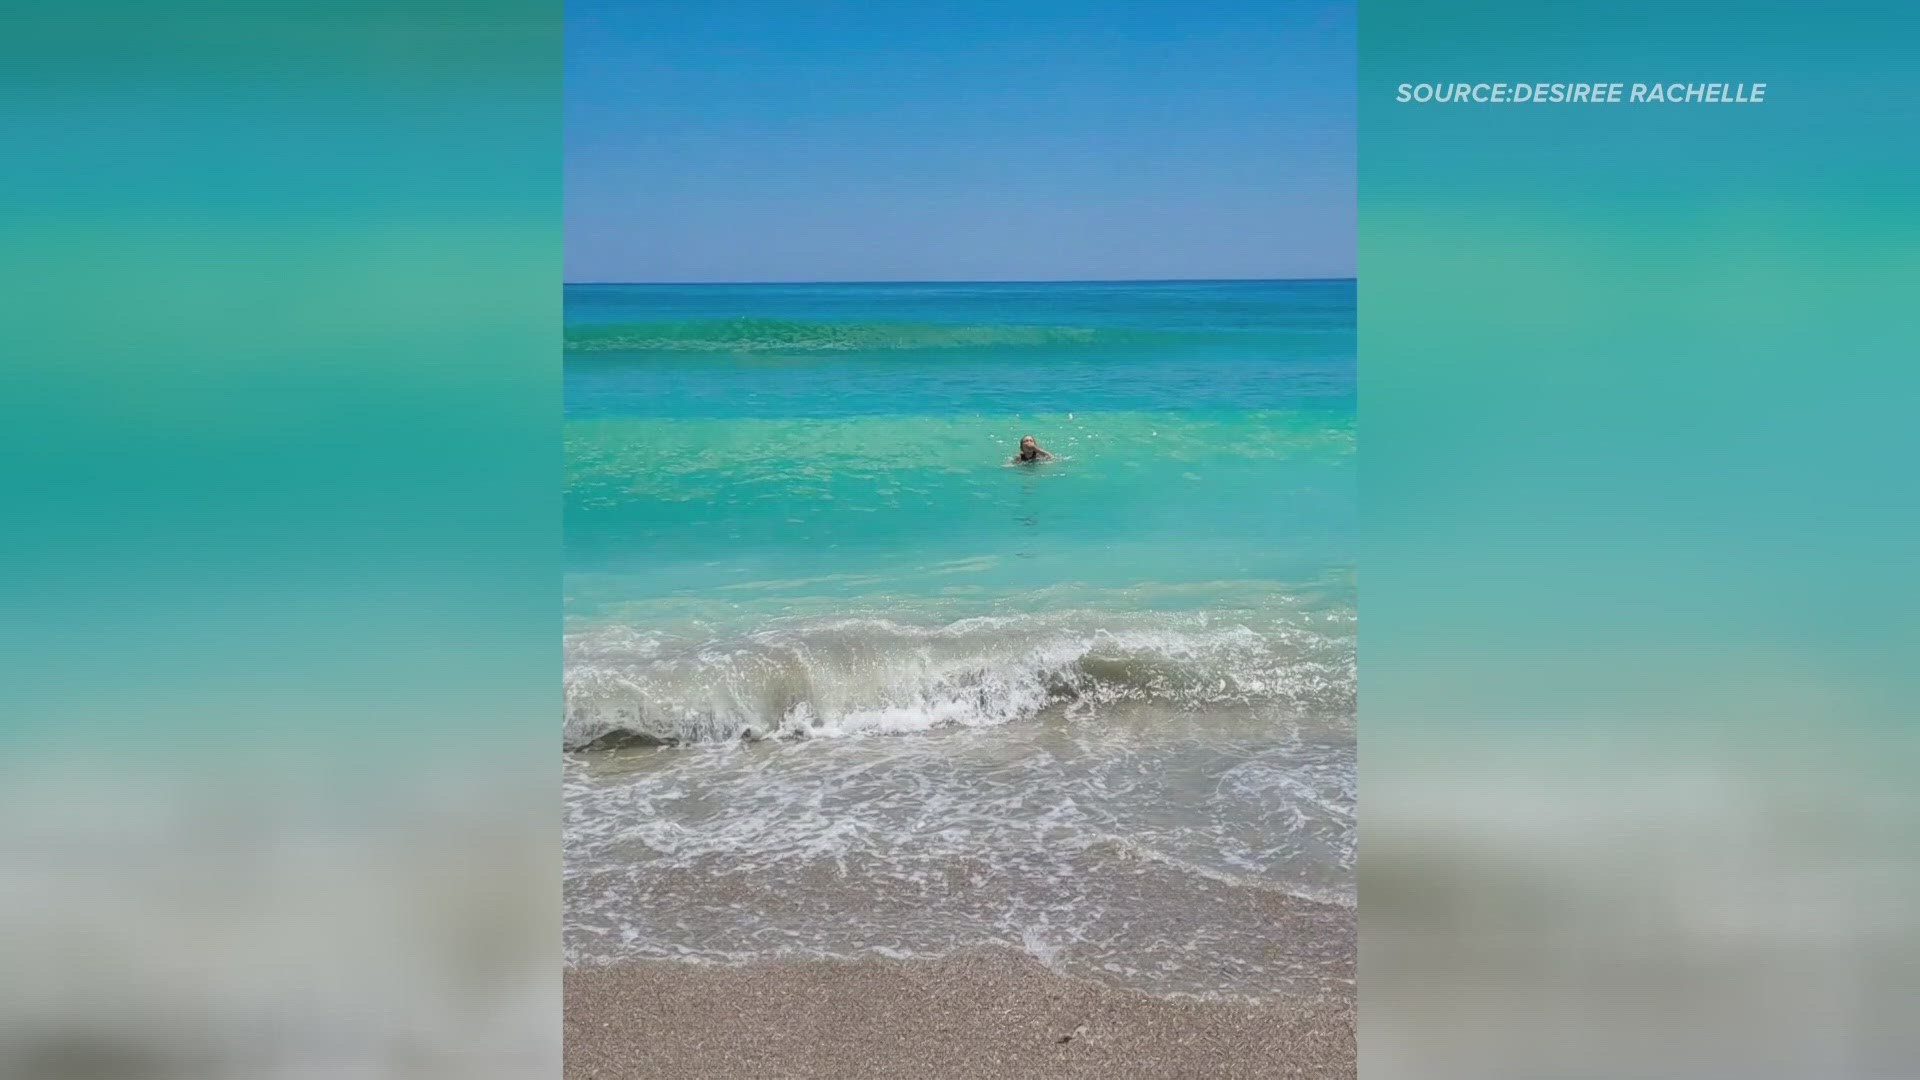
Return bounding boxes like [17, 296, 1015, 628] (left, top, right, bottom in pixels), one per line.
[563, 703, 1355, 997]
[563, 612, 1353, 750]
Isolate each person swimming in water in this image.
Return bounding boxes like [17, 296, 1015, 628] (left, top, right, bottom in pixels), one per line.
[1011, 434, 1053, 463]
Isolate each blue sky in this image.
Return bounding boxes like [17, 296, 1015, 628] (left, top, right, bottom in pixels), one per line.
[566, 0, 1354, 282]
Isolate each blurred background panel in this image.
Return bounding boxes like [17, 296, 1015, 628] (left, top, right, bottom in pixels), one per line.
[1360, 2, 1920, 1077]
[0, 3, 558, 1078]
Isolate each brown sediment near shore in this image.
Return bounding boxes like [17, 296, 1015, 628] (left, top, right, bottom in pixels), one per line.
[565, 950, 1354, 1079]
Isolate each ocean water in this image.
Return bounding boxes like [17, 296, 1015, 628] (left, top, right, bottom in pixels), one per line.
[563, 280, 1355, 999]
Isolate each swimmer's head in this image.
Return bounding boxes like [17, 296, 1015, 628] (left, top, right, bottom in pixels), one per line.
[1019, 435, 1038, 451]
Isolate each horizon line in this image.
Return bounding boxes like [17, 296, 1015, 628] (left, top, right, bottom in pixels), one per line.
[564, 275, 1356, 287]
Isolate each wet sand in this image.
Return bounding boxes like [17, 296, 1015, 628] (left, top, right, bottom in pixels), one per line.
[565, 951, 1354, 1079]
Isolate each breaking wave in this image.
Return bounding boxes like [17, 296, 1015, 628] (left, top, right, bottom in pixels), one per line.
[563, 614, 1353, 750]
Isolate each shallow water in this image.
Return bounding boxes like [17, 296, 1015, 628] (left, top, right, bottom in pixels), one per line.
[563, 280, 1354, 998]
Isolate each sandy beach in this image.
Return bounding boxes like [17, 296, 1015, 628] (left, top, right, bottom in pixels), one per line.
[565, 951, 1354, 1079]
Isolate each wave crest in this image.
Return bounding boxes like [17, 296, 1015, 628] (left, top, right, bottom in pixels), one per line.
[563, 615, 1353, 750]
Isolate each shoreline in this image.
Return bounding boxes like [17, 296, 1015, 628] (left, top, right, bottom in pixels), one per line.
[565, 950, 1354, 1079]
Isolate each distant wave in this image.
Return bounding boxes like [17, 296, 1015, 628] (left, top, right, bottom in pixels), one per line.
[564, 320, 1161, 354]
[563, 614, 1353, 750]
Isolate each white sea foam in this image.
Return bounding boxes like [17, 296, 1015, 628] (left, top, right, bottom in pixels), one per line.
[563, 690, 1355, 997]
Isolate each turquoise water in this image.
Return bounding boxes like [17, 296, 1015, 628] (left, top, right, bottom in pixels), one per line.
[565, 279, 1352, 638]
[564, 281, 1355, 997]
